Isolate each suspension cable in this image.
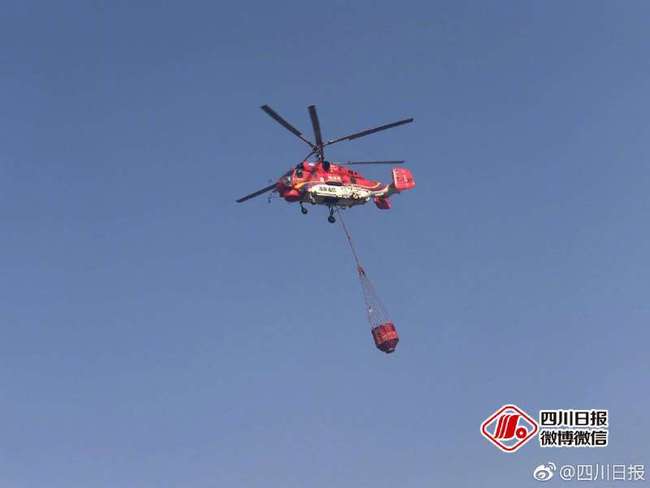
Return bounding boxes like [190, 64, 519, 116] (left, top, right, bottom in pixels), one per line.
[336, 210, 363, 273]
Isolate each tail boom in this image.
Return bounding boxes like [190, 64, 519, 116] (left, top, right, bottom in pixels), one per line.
[373, 167, 415, 209]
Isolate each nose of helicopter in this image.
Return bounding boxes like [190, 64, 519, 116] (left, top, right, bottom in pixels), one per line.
[276, 173, 300, 201]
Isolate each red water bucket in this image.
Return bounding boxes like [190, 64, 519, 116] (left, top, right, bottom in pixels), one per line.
[371, 322, 399, 353]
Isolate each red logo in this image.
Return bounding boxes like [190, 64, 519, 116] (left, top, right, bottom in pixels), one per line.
[481, 404, 539, 452]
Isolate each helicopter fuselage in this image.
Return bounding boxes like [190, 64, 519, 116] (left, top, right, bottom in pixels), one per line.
[276, 161, 398, 209]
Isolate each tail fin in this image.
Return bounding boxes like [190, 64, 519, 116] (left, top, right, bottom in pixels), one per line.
[374, 196, 392, 209]
[388, 167, 415, 195]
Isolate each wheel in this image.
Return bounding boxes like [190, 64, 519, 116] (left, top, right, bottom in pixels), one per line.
[328, 215, 336, 223]
[301, 206, 308, 215]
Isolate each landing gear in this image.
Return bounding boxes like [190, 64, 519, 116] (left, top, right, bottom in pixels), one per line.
[328, 208, 336, 223]
[300, 204, 308, 215]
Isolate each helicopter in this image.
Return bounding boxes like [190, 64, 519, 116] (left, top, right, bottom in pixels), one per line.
[236, 105, 415, 223]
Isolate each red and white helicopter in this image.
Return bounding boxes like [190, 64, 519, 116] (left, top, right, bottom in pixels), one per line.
[236, 105, 415, 223]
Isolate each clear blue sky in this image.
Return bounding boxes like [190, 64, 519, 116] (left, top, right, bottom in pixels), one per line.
[1, 1, 649, 486]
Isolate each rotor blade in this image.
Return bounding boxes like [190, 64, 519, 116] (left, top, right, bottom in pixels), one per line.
[236, 183, 277, 203]
[308, 105, 324, 159]
[260, 105, 316, 149]
[325, 117, 414, 146]
[342, 160, 405, 165]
